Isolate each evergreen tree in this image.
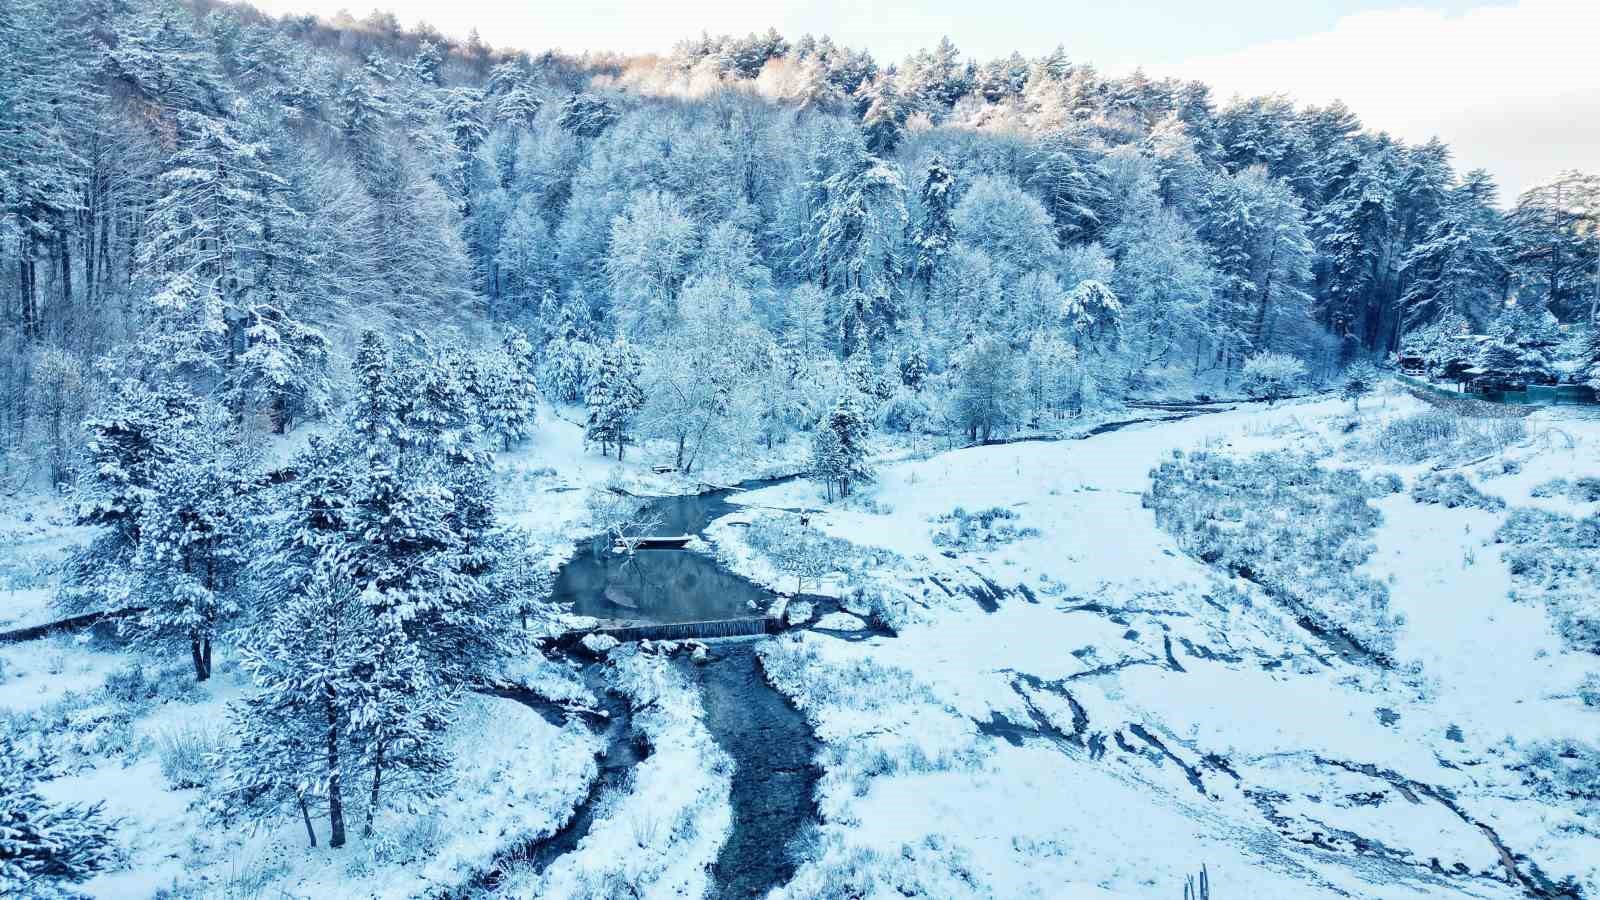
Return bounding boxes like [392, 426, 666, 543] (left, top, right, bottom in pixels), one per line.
[584, 339, 645, 460]
[0, 729, 117, 897]
[1400, 169, 1507, 336]
[815, 394, 873, 497]
[125, 403, 258, 681]
[910, 157, 956, 292]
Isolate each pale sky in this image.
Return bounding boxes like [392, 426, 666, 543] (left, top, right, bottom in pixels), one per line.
[249, 0, 1598, 199]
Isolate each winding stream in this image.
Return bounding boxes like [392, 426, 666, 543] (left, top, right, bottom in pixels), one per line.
[516, 475, 822, 898]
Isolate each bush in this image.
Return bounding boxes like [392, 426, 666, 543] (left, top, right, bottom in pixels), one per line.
[1519, 740, 1600, 806]
[1410, 472, 1506, 511]
[929, 506, 1039, 551]
[1496, 508, 1600, 652]
[1369, 410, 1526, 464]
[1572, 477, 1600, 503]
[1531, 478, 1570, 498]
[155, 723, 222, 790]
[1579, 674, 1600, 708]
[1145, 449, 1398, 657]
[103, 662, 204, 708]
[1240, 352, 1309, 405]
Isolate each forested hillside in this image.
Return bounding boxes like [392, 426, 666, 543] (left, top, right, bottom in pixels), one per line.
[5, 5, 1600, 896]
[2, 0, 1598, 482]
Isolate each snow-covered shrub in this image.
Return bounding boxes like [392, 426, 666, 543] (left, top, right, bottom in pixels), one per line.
[1518, 739, 1600, 810]
[0, 552, 57, 590]
[155, 723, 222, 789]
[368, 813, 447, 865]
[929, 506, 1039, 551]
[742, 516, 863, 593]
[1369, 472, 1405, 496]
[1579, 673, 1600, 708]
[1369, 410, 1527, 464]
[1531, 478, 1570, 498]
[1240, 352, 1309, 404]
[1145, 449, 1398, 658]
[1572, 477, 1600, 504]
[1495, 508, 1600, 652]
[1410, 472, 1506, 511]
[102, 662, 204, 709]
[773, 829, 989, 900]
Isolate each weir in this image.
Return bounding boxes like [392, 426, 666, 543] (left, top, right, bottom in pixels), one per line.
[555, 615, 781, 647]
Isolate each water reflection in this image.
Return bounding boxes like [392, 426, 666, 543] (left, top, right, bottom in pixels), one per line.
[552, 480, 790, 625]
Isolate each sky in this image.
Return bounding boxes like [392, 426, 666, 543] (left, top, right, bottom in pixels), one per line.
[248, 0, 1597, 199]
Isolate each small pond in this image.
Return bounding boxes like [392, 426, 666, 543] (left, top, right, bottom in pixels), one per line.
[550, 476, 796, 625]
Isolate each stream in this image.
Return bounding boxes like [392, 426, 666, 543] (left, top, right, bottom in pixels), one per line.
[505, 474, 823, 898]
[502, 407, 1235, 897]
[550, 476, 793, 624]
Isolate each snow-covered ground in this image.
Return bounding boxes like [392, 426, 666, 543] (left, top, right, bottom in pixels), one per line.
[6, 386, 1597, 898]
[712, 385, 1600, 898]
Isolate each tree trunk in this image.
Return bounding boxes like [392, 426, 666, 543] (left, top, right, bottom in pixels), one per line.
[365, 742, 384, 838]
[299, 796, 318, 848]
[191, 637, 209, 682]
[202, 638, 212, 680]
[326, 689, 346, 849]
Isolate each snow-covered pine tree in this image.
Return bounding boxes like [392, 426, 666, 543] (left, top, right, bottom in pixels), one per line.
[0, 729, 117, 897]
[60, 381, 201, 614]
[814, 394, 873, 497]
[1061, 279, 1123, 353]
[475, 335, 538, 451]
[1340, 360, 1381, 411]
[911, 157, 956, 293]
[558, 92, 619, 138]
[585, 339, 645, 460]
[1399, 169, 1507, 337]
[125, 402, 259, 681]
[229, 550, 366, 849]
[230, 303, 332, 434]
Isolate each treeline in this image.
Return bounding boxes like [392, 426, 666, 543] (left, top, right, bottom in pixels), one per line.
[3, 0, 1599, 490]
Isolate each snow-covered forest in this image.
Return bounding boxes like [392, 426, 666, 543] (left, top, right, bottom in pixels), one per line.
[2, 1, 1599, 898]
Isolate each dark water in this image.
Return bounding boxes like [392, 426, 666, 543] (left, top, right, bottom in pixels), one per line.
[691, 641, 821, 900]
[536, 476, 823, 899]
[551, 478, 795, 625]
[1477, 384, 1596, 407]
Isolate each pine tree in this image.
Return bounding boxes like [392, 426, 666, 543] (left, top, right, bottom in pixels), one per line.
[0, 729, 117, 897]
[1029, 131, 1104, 242]
[558, 92, 619, 137]
[125, 403, 258, 681]
[584, 339, 645, 460]
[911, 157, 956, 292]
[815, 394, 873, 498]
[1400, 170, 1507, 336]
[230, 551, 365, 849]
[857, 76, 905, 156]
[1341, 360, 1380, 411]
